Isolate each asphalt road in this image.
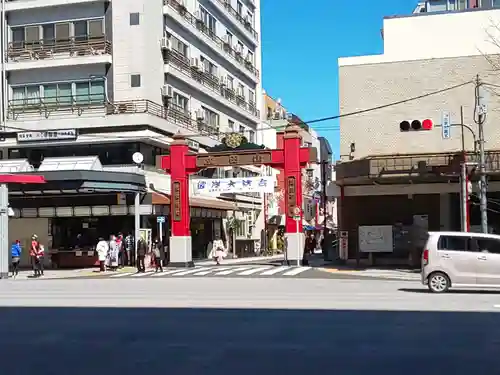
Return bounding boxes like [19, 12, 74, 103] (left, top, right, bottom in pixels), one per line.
[1, 278, 499, 375]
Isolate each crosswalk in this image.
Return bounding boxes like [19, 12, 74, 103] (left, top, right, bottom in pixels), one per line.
[106, 265, 313, 279]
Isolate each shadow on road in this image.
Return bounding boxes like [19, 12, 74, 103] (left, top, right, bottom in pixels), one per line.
[0, 306, 498, 375]
[400, 287, 500, 295]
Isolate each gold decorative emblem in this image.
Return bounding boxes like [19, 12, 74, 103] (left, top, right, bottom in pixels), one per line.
[224, 132, 244, 149]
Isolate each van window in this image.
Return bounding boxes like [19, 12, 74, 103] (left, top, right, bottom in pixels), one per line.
[437, 235, 469, 251]
[476, 238, 500, 254]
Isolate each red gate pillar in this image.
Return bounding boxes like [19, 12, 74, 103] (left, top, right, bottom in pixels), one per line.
[168, 136, 194, 267]
[283, 124, 305, 265]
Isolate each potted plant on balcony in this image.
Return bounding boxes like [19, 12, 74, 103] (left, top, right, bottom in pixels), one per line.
[178, 2, 187, 15]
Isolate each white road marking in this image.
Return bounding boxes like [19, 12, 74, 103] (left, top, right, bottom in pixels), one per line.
[237, 266, 272, 276]
[130, 271, 155, 277]
[213, 266, 254, 276]
[192, 267, 231, 276]
[283, 267, 311, 276]
[171, 267, 206, 276]
[109, 272, 135, 278]
[150, 268, 194, 277]
[260, 266, 289, 276]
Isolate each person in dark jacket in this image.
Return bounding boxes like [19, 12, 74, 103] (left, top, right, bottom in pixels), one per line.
[152, 238, 164, 272]
[11, 240, 21, 278]
[136, 237, 147, 273]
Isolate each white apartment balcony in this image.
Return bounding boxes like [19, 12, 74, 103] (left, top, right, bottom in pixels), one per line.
[164, 0, 259, 83]
[4, 0, 108, 11]
[6, 98, 221, 147]
[211, 0, 259, 45]
[6, 36, 112, 72]
[164, 49, 260, 122]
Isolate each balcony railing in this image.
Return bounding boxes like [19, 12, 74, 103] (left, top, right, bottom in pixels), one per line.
[7, 96, 223, 142]
[164, 0, 259, 78]
[164, 49, 260, 118]
[213, 0, 258, 40]
[7, 36, 111, 62]
[8, 94, 106, 119]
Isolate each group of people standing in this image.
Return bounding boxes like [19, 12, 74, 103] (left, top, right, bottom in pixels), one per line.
[95, 234, 166, 274]
[9, 234, 44, 278]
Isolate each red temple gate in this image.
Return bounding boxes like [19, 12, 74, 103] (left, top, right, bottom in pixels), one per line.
[160, 124, 316, 267]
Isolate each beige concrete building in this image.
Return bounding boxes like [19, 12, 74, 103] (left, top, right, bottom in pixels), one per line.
[336, 5, 500, 266]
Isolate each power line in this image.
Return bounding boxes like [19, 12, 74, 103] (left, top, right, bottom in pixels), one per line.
[240, 80, 473, 135]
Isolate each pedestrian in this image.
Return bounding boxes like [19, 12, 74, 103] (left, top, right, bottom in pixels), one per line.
[30, 234, 41, 277]
[117, 233, 125, 268]
[108, 235, 119, 271]
[10, 240, 21, 278]
[152, 238, 164, 272]
[96, 237, 109, 272]
[213, 235, 226, 265]
[136, 237, 147, 273]
[37, 242, 45, 277]
[125, 232, 134, 266]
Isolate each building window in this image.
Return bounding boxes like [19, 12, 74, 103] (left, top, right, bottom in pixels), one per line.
[131, 74, 141, 88]
[237, 1, 243, 15]
[10, 79, 105, 107]
[200, 7, 216, 34]
[227, 75, 234, 90]
[225, 31, 233, 45]
[239, 125, 245, 134]
[248, 130, 255, 143]
[228, 119, 234, 132]
[267, 107, 273, 119]
[168, 34, 188, 57]
[237, 41, 244, 54]
[130, 12, 140, 25]
[246, 50, 254, 65]
[202, 106, 220, 127]
[246, 11, 253, 26]
[172, 92, 189, 113]
[248, 89, 255, 105]
[200, 56, 217, 76]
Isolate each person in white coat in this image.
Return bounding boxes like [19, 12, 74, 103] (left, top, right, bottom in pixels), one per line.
[213, 235, 226, 265]
[96, 237, 109, 272]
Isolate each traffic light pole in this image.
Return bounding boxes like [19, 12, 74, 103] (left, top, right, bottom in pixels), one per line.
[477, 76, 488, 234]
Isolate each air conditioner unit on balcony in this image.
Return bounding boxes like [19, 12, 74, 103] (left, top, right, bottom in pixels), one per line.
[161, 85, 173, 98]
[195, 109, 204, 120]
[190, 57, 201, 70]
[160, 37, 171, 50]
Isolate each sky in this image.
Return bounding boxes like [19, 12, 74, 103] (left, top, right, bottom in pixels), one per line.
[260, 0, 418, 159]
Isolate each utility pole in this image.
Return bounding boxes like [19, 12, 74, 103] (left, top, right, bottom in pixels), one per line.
[476, 75, 488, 233]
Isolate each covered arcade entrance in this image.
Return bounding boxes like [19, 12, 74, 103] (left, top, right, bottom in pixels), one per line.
[160, 124, 317, 267]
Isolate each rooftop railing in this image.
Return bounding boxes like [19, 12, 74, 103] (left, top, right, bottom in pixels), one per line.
[164, 0, 259, 78]
[7, 36, 111, 62]
[164, 49, 260, 118]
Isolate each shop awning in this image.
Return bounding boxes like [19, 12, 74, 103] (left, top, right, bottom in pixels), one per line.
[151, 192, 236, 211]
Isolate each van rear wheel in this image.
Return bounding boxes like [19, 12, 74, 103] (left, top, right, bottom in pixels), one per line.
[428, 272, 450, 293]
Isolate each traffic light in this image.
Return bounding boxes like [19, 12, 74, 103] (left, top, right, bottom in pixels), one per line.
[399, 119, 433, 131]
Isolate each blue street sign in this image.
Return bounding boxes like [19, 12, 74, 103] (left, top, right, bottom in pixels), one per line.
[442, 111, 451, 140]
[157, 216, 166, 224]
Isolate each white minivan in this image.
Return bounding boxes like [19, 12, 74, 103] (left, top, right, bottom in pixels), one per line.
[422, 231, 500, 293]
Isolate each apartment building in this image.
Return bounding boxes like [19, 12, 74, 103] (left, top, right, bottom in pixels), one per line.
[263, 92, 323, 231]
[413, 0, 499, 13]
[0, 0, 262, 265]
[336, 4, 500, 265]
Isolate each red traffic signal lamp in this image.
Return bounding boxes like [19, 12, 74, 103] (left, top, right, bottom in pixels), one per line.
[400, 119, 433, 131]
